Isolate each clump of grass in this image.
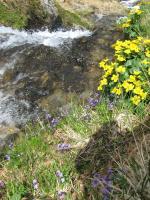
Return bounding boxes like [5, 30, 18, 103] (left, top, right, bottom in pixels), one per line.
[111, 131, 150, 199]
[0, 3, 27, 29]
[139, 2, 150, 37]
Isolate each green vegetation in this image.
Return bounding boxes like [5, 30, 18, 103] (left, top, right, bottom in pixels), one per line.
[0, 1, 149, 200]
[140, 2, 150, 37]
[98, 2, 150, 106]
[0, 3, 27, 29]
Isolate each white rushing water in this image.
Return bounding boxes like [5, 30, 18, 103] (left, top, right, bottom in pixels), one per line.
[121, 0, 140, 8]
[0, 26, 92, 49]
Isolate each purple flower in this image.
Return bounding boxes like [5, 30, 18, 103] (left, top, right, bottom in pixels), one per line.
[56, 170, 63, 178]
[102, 188, 110, 200]
[33, 179, 39, 190]
[57, 191, 66, 200]
[0, 180, 5, 189]
[87, 98, 99, 107]
[51, 118, 59, 128]
[8, 142, 13, 149]
[5, 155, 10, 161]
[56, 170, 65, 183]
[45, 113, 52, 121]
[57, 143, 71, 151]
[95, 92, 100, 98]
[92, 178, 100, 188]
[108, 102, 114, 110]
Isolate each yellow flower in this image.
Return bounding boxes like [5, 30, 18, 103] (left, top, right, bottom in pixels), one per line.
[143, 39, 150, 45]
[133, 86, 143, 95]
[124, 49, 131, 54]
[137, 37, 143, 41]
[122, 23, 130, 28]
[104, 66, 114, 77]
[111, 74, 119, 82]
[134, 80, 142, 86]
[131, 95, 141, 105]
[111, 87, 122, 95]
[99, 58, 108, 68]
[117, 55, 126, 62]
[135, 9, 143, 15]
[141, 59, 149, 65]
[140, 92, 147, 100]
[129, 75, 136, 83]
[130, 43, 140, 52]
[116, 66, 126, 73]
[145, 49, 150, 58]
[122, 81, 134, 92]
[133, 71, 141, 75]
[98, 85, 103, 91]
[100, 78, 108, 86]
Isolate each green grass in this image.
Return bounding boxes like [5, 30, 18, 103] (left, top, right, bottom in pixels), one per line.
[0, 3, 27, 29]
[0, 96, 148, 199]
[140, 2, 150, 37]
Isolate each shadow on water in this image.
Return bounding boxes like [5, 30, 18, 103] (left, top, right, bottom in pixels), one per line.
[75, 116, 150, 199]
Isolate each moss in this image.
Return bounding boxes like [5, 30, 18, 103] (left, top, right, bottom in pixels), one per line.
[0, 3, 27, 29]
[56, 2, 93, 29]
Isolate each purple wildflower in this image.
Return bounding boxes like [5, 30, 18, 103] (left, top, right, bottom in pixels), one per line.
[92, 173, 101, 188]
[4, 155, 10, 161]
[33, 179, 39, 190]
[56, 170, 65, 183]
[92, 178, 100, 188]
[56, 170, 63, 178]
[51, 118, 59, 128]
[108, 102, 114, 110]
[87, 98, 99, 107]
[57, 191, 66, 200]
[93, 173, 101, 179]
[94, 92, 100, 98]
[0, 180, 5, 189]
[57, 143, 71, 151]
[8, 142, 13, 149]
[45, 113, 52, 121]
[102, 188, 110, 200]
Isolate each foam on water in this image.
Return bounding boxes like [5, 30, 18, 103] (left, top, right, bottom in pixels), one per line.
[0, 26, 92, 49]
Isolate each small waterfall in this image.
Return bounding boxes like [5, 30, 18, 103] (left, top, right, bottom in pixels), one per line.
[0, 26, 92, 49]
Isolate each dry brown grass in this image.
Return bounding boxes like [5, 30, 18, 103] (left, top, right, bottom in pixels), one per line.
[57, 0, 126, 15]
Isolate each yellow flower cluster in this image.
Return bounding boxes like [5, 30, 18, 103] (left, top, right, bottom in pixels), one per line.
[130, 8, 143, 15]
[98, 37, 150, 106]
[121, 19, 131, 28]
[113, 37, 143, 57]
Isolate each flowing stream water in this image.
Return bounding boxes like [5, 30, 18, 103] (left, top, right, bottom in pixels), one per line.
[0, 26, 92, 126]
